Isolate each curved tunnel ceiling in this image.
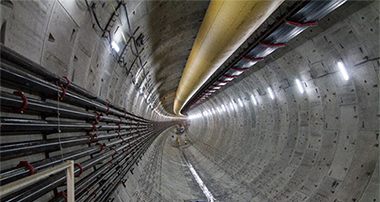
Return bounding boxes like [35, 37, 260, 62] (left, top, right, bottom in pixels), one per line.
[0, 0, 379, 202]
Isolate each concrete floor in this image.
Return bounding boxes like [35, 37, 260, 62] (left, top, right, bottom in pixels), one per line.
[0, 0, 379, 201]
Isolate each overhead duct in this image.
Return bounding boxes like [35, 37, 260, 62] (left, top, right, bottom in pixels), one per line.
[173, 0, 284, 115]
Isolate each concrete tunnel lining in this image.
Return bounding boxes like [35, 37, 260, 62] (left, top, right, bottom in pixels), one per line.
[0, 0, 379, 202]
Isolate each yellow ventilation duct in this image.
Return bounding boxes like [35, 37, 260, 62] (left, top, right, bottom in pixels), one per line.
[174, 0, 283, 115]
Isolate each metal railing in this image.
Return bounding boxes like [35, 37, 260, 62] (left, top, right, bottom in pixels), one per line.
[0, 161, 75, 201]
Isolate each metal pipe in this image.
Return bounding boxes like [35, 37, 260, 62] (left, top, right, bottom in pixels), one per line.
[2, 131, 158, 202]
[1, 45, 151, 121]
[0, 63, 148, 121]
[0, 161, 73, 197]
[173, 0, 283, 115]
[0, 136, 91, 160]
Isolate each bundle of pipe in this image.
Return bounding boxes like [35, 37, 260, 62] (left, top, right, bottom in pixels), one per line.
[0, 45, 180, 201]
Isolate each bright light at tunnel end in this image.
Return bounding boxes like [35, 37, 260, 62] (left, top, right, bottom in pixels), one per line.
[295, 79, 304, 94]
[337, 61, 349, 80]
[268, 87, 275, 100]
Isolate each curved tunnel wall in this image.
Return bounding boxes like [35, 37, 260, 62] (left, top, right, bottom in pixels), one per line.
[0, 0, 379, 202]
[187, 1, 379, 201]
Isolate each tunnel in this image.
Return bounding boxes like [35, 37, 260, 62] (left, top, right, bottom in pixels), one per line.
[0, 0, 379, 202]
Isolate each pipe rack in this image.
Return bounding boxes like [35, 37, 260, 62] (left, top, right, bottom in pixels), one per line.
[182, 0, 347, 113]
[0, 45, 180, 201]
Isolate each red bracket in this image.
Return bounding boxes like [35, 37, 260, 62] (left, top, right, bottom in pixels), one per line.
[116, 131, 121, 138]
[13, 91, 28, 113]
[96, 142, 104, 151]
[57, 84, 66, 100]
[119, 117, 123, 124]
[85, 188, 90, 195]
[117, 124, 121, 130]
[230, 67, 250, 71]
[17, 161, 34, 175]
[93, 192, 97, 197]
[88, 121, 96, 132]
[62, 76, 70, 87]
[259, 42, 285, 48]
[286, 20, 318, 27]
[105, 99, 110, 113]
[86, 133, 94, 144]
[94, 111, 101, 122]
[242, 57, 264, 62]
[74, 163, 83, 177]
[112, 148, 118, 156]
[120, 136, 125, 144]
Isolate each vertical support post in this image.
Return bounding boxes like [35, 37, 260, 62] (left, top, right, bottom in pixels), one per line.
[66, 160, 75, 202]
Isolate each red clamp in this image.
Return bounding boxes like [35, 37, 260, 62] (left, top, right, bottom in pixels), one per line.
[85, 188, 90, 195]
[57, 76, 69, 100]
[86, 133, 94, 144]
[94, 111, 101, 123]
[119, 136, 125, 144]
[74, 163, 83, 177]
[62, 76, 70, 88]
[109, 161, 113, 166]
[88, 121, 96, 132]
[112, 148, 118, 156]
[105, 99, 110, 113]
[13, 91, 28, 113]
[57, 84, 66, 100]
[93, 192, 97, 197]
[96, 143, 104, 151]
[119, 117, 123, 124]
[57, 192, 67, 202]
[286, 20, 318, 27]
[116, 131, 121, 138]
[17, 161, 34, 175]
[117, 124, 121, 130]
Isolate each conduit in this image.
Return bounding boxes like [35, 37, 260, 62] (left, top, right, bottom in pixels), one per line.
[173, 0, 283, 115]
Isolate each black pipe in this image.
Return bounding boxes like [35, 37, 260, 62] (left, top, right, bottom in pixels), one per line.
[0, 62, 151, 122]
[0, 126, 157, 185]
[0, 45, 151, 121]
[50, 128, 161, 202]
[2, 130, 158, 202]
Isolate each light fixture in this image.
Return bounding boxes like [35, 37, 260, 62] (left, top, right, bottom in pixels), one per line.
[216, 107, 221, 113]
[229, 103, 234, 110]
[337, 62, 349, 80]
[295, 79, 304, 94]
[221, 104, 226, 112]
[251, 94, 257, 105]
[268, 87, 275, 99]
[238, 98, 243, 107]
[111, 41, 120, 53]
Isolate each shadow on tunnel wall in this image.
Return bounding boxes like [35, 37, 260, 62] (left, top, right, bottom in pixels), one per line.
[145, 1, 210, 115]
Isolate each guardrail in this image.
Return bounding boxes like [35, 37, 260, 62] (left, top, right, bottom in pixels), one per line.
[0, 161, 75, 201]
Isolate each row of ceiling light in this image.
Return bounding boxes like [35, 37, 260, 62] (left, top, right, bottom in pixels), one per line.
[188, 61, 350, 120]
